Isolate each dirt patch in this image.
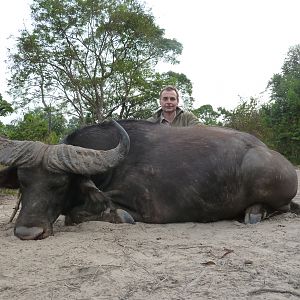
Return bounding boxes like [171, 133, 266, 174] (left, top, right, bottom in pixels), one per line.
[0, 170, 299, 300]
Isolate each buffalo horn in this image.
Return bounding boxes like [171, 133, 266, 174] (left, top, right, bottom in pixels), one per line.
[0, 138, 47, 167]
[0, 121, 130, 175]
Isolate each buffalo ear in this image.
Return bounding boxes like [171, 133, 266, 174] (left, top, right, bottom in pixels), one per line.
[79, 178, 111, 212]
[0, 166, 20, 189]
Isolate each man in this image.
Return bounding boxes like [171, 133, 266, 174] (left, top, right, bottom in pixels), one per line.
[147, 86, 200, 127]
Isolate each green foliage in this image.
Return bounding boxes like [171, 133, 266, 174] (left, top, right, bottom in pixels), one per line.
[5, 108, 67, 143]
[223, 97, 270, 140]
[0, 122, 7, 137]
[0, 93, 13, 117]
[0, 186, 18, 196]
[221, 44, 300, 164]
[8, 0, 183, 124]
[264, 44, 300, 163]
[7, 113, 48, 141]
[192, 99, 272, 141]
[192, 104, 223, 126]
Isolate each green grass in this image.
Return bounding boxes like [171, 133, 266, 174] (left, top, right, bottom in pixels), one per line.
[0, 165, 19, 196]
[0, 189, 18, 196]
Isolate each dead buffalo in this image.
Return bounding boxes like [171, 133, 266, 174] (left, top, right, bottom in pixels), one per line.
[0, 120, 298, 240]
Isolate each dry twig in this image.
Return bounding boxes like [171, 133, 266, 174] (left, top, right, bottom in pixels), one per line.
[8, 192, 21, 223]
[249, 288, 300, 297]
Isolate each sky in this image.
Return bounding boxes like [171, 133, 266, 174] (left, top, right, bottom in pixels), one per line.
[1, 0, 300, 123]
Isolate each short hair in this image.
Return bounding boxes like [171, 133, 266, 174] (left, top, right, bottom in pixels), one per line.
[159, 86, 179, 101]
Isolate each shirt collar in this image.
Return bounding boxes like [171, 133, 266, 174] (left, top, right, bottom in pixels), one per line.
[158, 107, 183, 125]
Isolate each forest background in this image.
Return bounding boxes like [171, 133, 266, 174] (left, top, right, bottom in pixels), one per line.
[0, 0, 299, 164]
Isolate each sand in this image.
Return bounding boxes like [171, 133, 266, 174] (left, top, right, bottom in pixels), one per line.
[0, 170, 299, 300]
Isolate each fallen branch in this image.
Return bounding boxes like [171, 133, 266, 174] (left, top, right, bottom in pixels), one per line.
[249, 288, 300, 297]
[220, 248, 234, 258]
[8, 192, 21, 223]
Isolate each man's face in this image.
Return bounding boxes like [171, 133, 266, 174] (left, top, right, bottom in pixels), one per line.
[159, 90, 179, 113]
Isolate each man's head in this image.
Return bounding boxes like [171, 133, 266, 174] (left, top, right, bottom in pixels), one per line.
[159, 86, 179, 114]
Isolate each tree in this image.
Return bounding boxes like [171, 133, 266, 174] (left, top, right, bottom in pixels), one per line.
[265, 44, 300, 163]
[192, 104, 222, 125]
[0, 93, 13, 117]
[8, 0, 183, 124]
[222, 97, 269, 140]
[6, 108, 67, 143]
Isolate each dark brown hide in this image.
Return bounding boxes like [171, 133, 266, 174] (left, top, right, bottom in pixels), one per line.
[0, 120, 298, 240]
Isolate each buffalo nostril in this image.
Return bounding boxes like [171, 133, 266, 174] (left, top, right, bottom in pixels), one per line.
[14, 226, 44, 240]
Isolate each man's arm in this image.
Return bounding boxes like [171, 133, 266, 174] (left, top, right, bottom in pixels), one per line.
[185, 112, 202, 126]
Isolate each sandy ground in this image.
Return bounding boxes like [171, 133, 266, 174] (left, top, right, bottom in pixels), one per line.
[0, 170, 299, 300]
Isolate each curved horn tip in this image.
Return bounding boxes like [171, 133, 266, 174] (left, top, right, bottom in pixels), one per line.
[112, 120, 130, 155]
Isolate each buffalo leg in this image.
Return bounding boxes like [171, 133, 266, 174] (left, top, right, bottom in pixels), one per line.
[244, 201, 299, 224]
[65, 206, 134, 225]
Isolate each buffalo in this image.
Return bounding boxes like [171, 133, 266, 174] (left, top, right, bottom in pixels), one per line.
[0, 120, 298, 240]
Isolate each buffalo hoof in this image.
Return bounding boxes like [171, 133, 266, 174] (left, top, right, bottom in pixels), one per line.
[244, 204, 267, 224]
[115, 209, 135, 224]
[102, 209, 135, 224]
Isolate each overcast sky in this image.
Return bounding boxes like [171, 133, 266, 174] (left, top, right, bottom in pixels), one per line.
[1, 0, 300, 123]
[145, 0, 300, 109]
